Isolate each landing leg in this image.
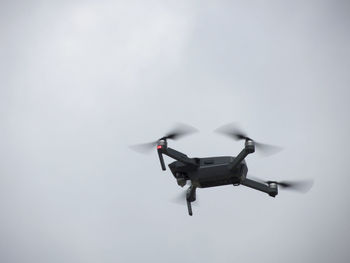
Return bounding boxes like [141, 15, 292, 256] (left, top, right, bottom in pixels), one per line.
[186, 201, 193, 216]
[186, 185, 197, 216]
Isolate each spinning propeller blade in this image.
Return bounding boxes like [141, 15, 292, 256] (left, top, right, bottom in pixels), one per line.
[266, 180, 314, 193]
[130, 123, 198, 153]
[171, 188, 199, 206]
[129, 140, 159, 153]
[248, 175, 314, 193]
[214, 122, 282, 156]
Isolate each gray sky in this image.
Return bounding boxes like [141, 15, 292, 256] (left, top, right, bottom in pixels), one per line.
[1, 0, 350, 262]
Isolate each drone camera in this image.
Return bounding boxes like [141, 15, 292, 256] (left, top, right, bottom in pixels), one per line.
[177, 178, 187, 187]
[175, 172, 187, 187]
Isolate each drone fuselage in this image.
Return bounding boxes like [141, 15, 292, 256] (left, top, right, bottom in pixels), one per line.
[131, 124, 296, 216]
[157, 141, 278, 215]
[168, 156, 248, 188]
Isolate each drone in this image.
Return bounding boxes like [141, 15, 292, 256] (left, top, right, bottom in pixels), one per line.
[131, 123, 313, 216]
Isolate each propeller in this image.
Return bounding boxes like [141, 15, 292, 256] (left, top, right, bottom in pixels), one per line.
[171, 188, 199, 206]
[171, 181, 199, 205]
[214, 122, 282, 156]
[248, 175, 314, 193]
[130, 123, 198, 153]
[266, 180, 314, 193]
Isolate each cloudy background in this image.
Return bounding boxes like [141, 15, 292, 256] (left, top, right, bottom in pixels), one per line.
[1, 0, 350, 262]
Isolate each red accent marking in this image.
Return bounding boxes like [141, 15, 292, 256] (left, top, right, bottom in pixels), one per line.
[157, 145, 162, 149]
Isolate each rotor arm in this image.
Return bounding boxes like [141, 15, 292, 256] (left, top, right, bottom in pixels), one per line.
[157, 146, 198, 170]
[240, 178, 278, 197]
[228, 140, 255, 171]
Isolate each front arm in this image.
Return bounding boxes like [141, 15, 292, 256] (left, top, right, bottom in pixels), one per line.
[157, 141, 198, 170]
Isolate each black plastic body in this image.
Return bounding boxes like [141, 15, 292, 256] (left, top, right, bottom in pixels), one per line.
[156, 141, 278, 215]
[169, 156, 248, 188]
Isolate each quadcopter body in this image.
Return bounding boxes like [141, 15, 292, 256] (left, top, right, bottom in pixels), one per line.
[131, 123, 312, 216]
[156, 137, 278, 215]
[169, 156, 247, 188]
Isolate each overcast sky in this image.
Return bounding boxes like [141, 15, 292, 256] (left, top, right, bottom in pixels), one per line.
[1, 0, 350, 262]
